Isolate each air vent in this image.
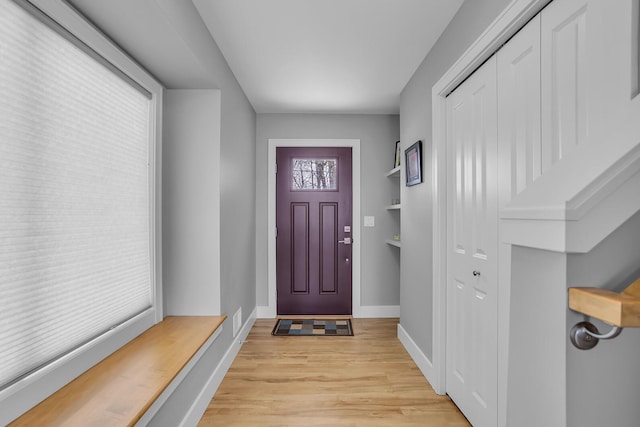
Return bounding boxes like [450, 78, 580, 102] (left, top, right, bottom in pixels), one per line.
[233, 308, 242, 337]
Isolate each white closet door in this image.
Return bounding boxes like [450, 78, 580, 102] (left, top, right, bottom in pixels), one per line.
[446, 55, 498, 427]
[498, 14, 542, 200]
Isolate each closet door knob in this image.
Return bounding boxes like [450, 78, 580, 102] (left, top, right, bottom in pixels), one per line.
[472, 270, 481, 277]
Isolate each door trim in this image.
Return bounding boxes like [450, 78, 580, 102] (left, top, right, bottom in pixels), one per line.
[263, 139, 361, 318]
[429, 0, 550, 421]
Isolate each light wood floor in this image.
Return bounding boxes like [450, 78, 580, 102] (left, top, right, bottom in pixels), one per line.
[198, 318, 470, 427]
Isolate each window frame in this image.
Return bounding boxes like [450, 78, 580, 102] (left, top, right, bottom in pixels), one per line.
[0, 0, 163, 423]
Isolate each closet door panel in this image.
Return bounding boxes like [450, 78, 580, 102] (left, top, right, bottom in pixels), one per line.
[498, 14, 542, 201]
[446, 56, 498, 427]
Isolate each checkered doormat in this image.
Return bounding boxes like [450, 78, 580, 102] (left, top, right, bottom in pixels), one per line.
[272, 319, 353, 336]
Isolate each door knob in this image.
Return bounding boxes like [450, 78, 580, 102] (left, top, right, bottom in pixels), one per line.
[338, 237, 352, 245]
[472, 270, 481, 276]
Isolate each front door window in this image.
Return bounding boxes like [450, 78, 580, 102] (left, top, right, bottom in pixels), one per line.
[291, 158, 337, 190]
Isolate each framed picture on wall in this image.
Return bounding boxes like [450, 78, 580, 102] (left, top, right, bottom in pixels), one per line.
[405, 140, 422, 186]
[394, 140, 401, 168]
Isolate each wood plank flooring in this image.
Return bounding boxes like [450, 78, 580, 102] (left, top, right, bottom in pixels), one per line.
[199, 318, 469, 427]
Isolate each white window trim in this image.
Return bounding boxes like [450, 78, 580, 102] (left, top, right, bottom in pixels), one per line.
[0, 1, 163, 423]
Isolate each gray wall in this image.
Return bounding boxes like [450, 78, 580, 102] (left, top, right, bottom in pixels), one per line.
[163, 90, 222, 315]
[156, 0, 257, 333]
[507, 245, 568, 426]
[506, 210, 640, 427]
[399, 0, 511, 360]
[566, 210, 640, 427]
[255, 114, 400, 309]
[219, 82, 257, 327]
[154, 57, 256, 427]
[81, 0, 259, 327]
[155, 2, 257, 421]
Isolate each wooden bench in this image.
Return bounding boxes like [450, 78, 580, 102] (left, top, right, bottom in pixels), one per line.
[9, 316, 226, 427]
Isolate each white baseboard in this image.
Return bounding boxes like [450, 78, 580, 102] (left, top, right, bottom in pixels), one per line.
[397, 323, 441, 394]
[354, 305, 400, 318]
[256, 305, 275, 318]
[258, 304, 399, 319]
[179, 307, 257, 427]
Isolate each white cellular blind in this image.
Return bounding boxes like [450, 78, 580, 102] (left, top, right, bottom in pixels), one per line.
[0, 0, 153, 389]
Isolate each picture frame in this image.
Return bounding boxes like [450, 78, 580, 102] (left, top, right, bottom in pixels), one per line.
[393, 140, 401, 168]
[405, 140, 422, 186]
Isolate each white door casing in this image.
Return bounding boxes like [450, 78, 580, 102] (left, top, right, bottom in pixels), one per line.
[264, 139, 361, 319]
[446, 55, 499, 427]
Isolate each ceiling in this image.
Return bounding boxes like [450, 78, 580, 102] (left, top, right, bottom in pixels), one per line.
[69, 0, 464, 114]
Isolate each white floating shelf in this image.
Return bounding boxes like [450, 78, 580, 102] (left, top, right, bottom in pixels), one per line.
[385, 166, 401, 178]
[385, 239, 401, 248]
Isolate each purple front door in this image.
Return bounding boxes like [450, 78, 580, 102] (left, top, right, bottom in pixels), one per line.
[276, 147, 352, 315]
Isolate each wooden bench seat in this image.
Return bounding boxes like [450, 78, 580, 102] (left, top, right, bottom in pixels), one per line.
[9, 315, 226, 427]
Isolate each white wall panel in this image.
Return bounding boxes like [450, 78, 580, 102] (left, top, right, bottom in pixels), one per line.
[541, 0, 588, 171]
[541, 0, 633, 172]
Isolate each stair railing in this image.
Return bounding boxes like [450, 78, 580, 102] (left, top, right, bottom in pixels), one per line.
[568, 278, 640, 350]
